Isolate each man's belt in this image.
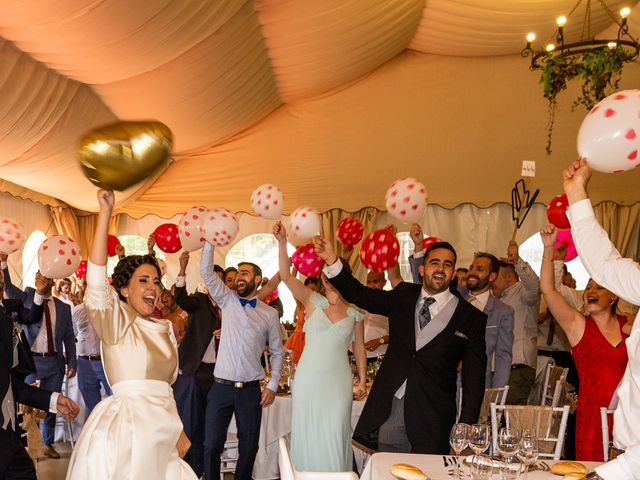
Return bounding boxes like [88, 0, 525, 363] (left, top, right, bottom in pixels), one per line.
[214, 376, 260, 389]
[32, 352, 57, 357]
[79, 354, 102, 361]
[511, 363, 531, 370]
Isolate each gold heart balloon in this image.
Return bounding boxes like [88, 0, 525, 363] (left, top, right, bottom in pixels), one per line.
[76, 121, 173, 191]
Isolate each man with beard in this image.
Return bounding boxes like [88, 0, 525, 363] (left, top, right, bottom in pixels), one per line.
[199, 243, 283, 480]
[316, 237, 486, 454]
[462, 253, 514, 388]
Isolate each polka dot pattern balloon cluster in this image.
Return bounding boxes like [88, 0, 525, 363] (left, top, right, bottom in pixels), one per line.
[202, 208, 239, 247]
[336, 217, 364, 246]
[385, 177, 427, 224]
[179, 206, 207, 252]
[291, 243, 324, 278]
[38, 235, 81, 279]
[577, 90, 640, 173]
[0, 217, 24, 255]
[359, 228, 400, 272]
[154, 223, 182, 253]
[251, 184, 284, 219]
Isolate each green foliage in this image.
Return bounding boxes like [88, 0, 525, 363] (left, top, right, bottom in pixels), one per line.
[538, 46, 634, 154]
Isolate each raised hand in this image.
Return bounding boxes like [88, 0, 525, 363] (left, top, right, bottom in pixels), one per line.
[506, 240, 519, 263]
[540, 225, 558, 249]
[273, 221, 287, 243]
[0, 252, 7, 262]
[178, 251, 189, 275]
[409, 223, 424, 249]
[34, 271, 50, 294]
[563, 157, 591, 203]
[115, 243, 125, 258]
[147, 233, 156, 254]
[97, 189, 115, 211]
[313, 236, 337, 264]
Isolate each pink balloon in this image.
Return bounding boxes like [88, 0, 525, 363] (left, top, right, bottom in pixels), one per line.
[0, 217, 25, 255]
[154, 223, 182, 253]
[359, 228, 400, 272]
[179, 206, 207, 252]
[291, 244, 324, 278]
[201, 208, 239, 247]
[555, 229, 577, 262]
[38, 235, 81, 279]
[336, 217, 364, 246]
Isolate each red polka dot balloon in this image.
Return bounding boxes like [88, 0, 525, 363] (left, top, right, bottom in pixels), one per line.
[385, 177, 427, 224]
[336, 217, 364, 246]
[288, 206, 321, 246]
[38, 235, 81, 279]
[179, 206, 207, 252]
[107, 234, 121, 257]
[0, 217, 25, 255]
[154, 223, 182, 253]
[201, 208, 239, 247]
[546, 194, 570, 230]
[422, 236, 442, 252]
[577, 90, 640, 173]
[251, 184, 284, 220]
[359, 228, 400, 272]
[75, 260, 88, 279]
[291, 243, 324, 278]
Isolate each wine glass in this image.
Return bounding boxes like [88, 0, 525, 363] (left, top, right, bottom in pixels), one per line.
[497, 428, 521, 479]
[469, 424, 491, 466]
[449, 423, 469, 480]
[517, 430, 539, 480]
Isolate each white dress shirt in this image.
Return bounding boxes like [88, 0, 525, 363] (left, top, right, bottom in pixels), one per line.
[468, 289, 490, 313]
[31, 293, 57, 354]
[568, 199, 640, 480]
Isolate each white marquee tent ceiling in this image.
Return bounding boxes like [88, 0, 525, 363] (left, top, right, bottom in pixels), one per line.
[1, 0, 640, 218]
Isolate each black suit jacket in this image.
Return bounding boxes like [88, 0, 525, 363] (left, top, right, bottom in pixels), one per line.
[0, 305, 51, 432]
[174, 286, 221, 376]
[328, 268, 487, 453]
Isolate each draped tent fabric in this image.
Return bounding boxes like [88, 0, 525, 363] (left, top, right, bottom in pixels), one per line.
[1, 0, 640, 278]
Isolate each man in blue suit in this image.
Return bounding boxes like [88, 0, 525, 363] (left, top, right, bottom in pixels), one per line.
[1, 256, 76, 459]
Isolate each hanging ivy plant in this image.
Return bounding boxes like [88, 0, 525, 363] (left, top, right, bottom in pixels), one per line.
[538, 46, 634, 154]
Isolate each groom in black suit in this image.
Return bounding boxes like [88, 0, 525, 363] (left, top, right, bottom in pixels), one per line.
[316, 237, 487, 454]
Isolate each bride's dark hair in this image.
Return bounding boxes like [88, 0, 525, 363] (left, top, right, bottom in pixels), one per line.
[111, 255, 162, 301]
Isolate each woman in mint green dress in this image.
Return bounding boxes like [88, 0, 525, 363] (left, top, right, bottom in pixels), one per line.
[275, 222, 367, 471]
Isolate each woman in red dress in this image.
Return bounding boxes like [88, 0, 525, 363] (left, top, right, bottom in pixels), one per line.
[540, 225, 629, 461]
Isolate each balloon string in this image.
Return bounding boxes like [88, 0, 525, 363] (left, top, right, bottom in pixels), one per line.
[9, 218, 56, 287]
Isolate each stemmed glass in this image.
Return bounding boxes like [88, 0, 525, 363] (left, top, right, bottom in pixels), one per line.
[469, 424, 491, 461]
[449, 423, 469, 480]
[517, 430, 539, 480]
[497, 428, 521, 479]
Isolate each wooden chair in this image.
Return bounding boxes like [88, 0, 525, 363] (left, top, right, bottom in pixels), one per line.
[278, 437, 359, 480]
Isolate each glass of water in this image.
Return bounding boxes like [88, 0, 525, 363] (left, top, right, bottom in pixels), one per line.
[517, 430, 539, 480]
[497, 428, 521, 479]
[449, 423, 469, 480]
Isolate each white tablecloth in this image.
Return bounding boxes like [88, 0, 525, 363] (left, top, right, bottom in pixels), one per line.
[360, 452, 601, 480]
[229, 394, 366, 480]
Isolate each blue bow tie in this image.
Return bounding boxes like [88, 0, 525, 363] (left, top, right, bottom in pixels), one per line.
[239, 297, 257, 308]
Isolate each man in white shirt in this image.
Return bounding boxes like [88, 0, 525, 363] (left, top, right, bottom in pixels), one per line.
[564, 157, 640, 480]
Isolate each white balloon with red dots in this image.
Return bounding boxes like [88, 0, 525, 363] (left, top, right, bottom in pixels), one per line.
[251, 184, 284, 220]
[577, 90, 640, 173]
[201, 208, 239, 247]
[288, 206, 321, 244]
[0, 217, 25, 254]
[37, 235, 81, 279]
[179, 206, 207, 252]
[385, 177, 427, 224]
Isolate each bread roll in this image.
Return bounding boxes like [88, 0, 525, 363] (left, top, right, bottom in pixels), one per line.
[561, 473, 586, 480]
[389, 463, 429, 480]
[551, 461, 588, 475]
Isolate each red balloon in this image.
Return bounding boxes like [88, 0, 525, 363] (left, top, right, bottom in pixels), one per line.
[555, 229, 578, 262]
[336, 217, 364, 246]
[292, 244, 324, 278]
[154, 223, 182, 253]
[75, 260, 88, 279]
[107, 234, 121, 257]
[359, 228, 400, 272]
[547, 194, 571, 229]
[422, 236, 442, 252]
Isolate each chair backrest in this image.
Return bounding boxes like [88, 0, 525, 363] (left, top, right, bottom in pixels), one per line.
[490, 403, 570, 460]
[478, 386, 509, 424]
[542, 364, 568, 406]
[278, 437, 296, 480]
[600, 407, 615, 462]
[278, 437, 359, 480]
